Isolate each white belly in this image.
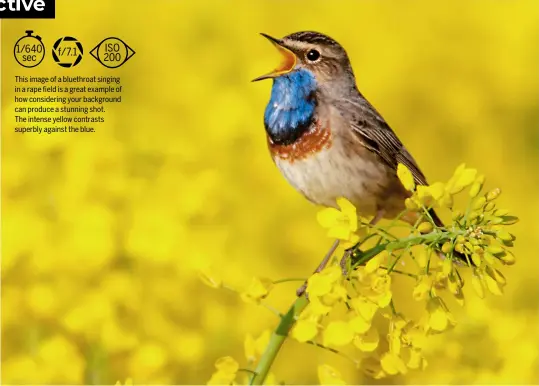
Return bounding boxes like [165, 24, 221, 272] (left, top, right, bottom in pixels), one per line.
[274, 140, 393, 216]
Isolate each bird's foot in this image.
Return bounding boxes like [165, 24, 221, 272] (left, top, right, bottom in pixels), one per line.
[339, 248, 353, 276]
[296, 283, 308, 298]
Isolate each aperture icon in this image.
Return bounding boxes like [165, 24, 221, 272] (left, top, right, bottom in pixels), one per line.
[90, 37, 135, 68]
[52, 36, 83, 67]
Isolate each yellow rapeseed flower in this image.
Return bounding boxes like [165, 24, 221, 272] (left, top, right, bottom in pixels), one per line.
[306, 267, 340, 297]
[348, 314, 371, 334]
[244, 330, 270, 363]
[323, 320, 354, 346]
[292, 319, 319, 343]
[207, 356, 238, 385]
[469, 174, 485, 197]
[353, 326, 379, 352]
[350, 296, 378, 322]
[397, 163, 415, 191]
[240, 277, 273, 304]
[426, 298, 455, 332]
[413, 275, 432, 301]
[317, 197, 359, 244]
[404, 348, 428, 370]
[380, 352, 408, 375]
[446, 163, 478, 194]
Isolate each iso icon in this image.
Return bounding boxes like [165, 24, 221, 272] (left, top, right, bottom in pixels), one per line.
[90, 37, 135, 69]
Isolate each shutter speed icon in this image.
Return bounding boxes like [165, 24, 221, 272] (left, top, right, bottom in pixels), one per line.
[90, 37, 135, 68]
[14, 30, 45, 68]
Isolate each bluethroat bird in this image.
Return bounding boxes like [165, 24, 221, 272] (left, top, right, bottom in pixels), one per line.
[253, 31, 467, 293]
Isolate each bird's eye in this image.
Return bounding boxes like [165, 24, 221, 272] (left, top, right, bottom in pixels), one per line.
[306, 49, 321, 62]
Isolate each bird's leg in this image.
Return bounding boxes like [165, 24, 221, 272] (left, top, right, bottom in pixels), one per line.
[340, 209, 385, 275]
[296, 239, 340, 297]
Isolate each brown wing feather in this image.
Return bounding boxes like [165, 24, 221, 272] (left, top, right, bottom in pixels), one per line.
[347, 104, 447, 228]
[350, 115, 428, 186]
[343, 97, 471, 264]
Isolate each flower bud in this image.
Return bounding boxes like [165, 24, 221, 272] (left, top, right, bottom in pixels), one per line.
[471, 253, 482, 266]
[418, 222, 433, 234]
[468, 211, 480, 221]
[469, 182, 482, 198]
[484, 202, 495, 212]
[448, 275, 460, 294]
[483, 252, 495, 265]
[473, 196, 487, 210]
[487, 245, 505, 256]
[452, 210, 463, 221]
[500, 253, 516, 265]
[471, 274, 484, 299]
[442, 258, 453, 276]
[494, 208, 509, 216]
[500, 215, 519, 225]
[486, 188, 501, 201]
[441, 242, 452, 254]
[486, 266, 506, 285]
[496, 230, 513, 242]
[405, 198, 419, 210]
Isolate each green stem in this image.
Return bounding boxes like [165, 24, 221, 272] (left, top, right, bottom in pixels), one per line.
[249, 228, 465, 385]
[249, 295, 309, 385]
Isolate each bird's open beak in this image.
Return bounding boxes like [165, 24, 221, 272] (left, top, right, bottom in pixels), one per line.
[252, 33, 297, 82]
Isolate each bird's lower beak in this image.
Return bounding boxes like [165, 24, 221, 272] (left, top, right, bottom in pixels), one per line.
[252, 33, 297, 82]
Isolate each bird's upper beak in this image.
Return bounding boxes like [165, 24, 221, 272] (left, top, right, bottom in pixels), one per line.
[252, 33, 297, 82]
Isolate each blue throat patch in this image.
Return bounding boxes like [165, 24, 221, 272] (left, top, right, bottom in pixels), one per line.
[264, 69, 317, 145]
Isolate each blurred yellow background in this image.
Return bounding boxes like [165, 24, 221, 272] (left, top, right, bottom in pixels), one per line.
[2, 0, 538, 384]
